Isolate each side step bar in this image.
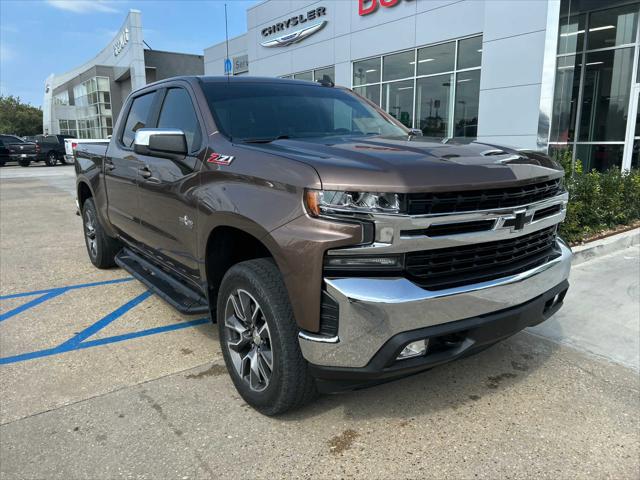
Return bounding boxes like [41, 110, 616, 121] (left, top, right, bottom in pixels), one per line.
[115, 248, 209, 315]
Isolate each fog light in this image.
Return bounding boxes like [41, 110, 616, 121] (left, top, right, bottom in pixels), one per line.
[397, 339, 428, 360]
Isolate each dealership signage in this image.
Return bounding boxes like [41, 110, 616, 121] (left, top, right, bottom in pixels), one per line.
[260, 7, 327, 47]
[233, 54, 249, 74]
[358, 0, 413, 16]
[113, 28, 130, 56]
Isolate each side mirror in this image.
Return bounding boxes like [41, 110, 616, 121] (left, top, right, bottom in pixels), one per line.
[408, 129, 423, 137]
[134, 128, 187, 159]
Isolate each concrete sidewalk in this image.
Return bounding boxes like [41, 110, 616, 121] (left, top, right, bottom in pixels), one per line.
[530, 245, 640, 371]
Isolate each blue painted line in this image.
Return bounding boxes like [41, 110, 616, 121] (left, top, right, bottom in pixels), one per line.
[0, 318, 210, 366]
[76, 318, 210, 349]
[0, 290, 67, 323]
[0, 277, 134, 301]
[58, 291, 153, 349]
[0, 346, 63, 366]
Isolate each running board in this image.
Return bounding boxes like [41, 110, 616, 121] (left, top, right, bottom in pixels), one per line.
[115, 248, 209, 315]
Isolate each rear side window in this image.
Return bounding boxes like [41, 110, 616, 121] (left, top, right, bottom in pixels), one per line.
[157, 88, 201, 152]
[121, 92, 156, 148]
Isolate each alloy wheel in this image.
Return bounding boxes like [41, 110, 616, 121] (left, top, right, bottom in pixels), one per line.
[84, 209, 98, 259]
[224, 289, 273, 392]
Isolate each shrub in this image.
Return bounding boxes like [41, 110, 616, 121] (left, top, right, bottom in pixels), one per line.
[553, 149, 640, 244]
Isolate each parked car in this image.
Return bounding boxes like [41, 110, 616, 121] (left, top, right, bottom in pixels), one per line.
[32, 134, 74, 166]
[74, 76, 571, 415]
[0, 135, 38, 167]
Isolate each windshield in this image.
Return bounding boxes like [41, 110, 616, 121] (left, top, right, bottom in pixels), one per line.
[201, 82, 407, 142]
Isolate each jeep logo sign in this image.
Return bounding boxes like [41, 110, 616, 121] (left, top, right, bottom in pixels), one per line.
[260, 7, 327, 47]
[358, 0, 413, 16]
[113, 28, 129, 56]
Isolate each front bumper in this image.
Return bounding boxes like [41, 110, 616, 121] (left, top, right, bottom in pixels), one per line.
[299, 240, 571, 370]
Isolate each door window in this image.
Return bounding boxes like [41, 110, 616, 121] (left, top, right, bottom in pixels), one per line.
[157, 88, 201, 152]
[121, 92, 157, 148]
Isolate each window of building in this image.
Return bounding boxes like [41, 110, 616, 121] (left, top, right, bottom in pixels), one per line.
[71, 76, 113, 139]
[550, 2, 640, 172]
[121, 92, 157, 148]
[282, 66, 335, 84]
[352, 35, 482, 136]
[58, 119, 78, 137]
[53, 91, 69, 106]
[157, 88, 201, 152]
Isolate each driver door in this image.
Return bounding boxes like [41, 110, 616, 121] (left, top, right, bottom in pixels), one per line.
[135, 85, 205, 284]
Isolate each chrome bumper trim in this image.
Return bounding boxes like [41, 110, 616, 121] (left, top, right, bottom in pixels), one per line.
[299, 240, 572, 368]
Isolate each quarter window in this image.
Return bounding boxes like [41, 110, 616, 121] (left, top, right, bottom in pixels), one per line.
[121, 92, 156, 148]
[157, 88, 201, 152]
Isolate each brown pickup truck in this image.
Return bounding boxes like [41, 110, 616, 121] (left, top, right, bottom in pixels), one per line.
[75, 76, 571, 415]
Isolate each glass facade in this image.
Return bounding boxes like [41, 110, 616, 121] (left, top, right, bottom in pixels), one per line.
[57, 76, 113, 139]
[352, 35, 482, 138]
[550, 1, 640, 171]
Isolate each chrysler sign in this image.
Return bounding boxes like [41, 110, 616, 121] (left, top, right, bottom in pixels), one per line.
[260, 7, 327, 47]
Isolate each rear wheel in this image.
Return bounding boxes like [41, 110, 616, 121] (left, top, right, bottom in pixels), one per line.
[45, 151, 57, 166]
[217, 258, 317, 415]
[82, 198, 120, 268]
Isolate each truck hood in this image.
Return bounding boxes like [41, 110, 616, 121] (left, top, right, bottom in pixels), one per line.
[243, 136, 563, 192]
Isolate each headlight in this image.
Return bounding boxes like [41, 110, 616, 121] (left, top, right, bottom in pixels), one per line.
[305, 189, 403, 216]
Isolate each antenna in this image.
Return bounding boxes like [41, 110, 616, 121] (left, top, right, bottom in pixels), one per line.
[225, 3, 230, 78]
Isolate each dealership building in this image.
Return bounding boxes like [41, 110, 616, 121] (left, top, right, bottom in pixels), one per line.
[205, 0, 640, 172]
[42, 10, 204, 139]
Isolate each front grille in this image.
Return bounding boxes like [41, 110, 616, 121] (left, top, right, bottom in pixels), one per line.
[406, 179, 563, 215]
[405, 226, 559, 290]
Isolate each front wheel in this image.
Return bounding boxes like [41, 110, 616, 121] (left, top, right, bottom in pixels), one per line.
[217, 258, 317, 415]
[19, 160, 30, 167]
[45, 151, 57, 166]
[82, 198, 120, 268]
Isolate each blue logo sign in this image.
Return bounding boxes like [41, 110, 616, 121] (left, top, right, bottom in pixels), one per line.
[224, 58, 232, 75]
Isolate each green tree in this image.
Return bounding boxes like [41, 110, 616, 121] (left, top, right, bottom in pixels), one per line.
[0, 95, 43, 136]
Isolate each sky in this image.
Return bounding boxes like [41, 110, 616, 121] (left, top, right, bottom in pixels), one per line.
[0, 0, 258, 107]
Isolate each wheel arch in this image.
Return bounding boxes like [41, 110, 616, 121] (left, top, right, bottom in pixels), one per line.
[77, 181, 93, 210]
[204, 224, 281, 322]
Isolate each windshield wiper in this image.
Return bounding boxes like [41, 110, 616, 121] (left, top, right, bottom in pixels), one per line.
[241, 135, 290, 144]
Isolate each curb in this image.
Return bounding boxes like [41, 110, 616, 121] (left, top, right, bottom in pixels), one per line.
[571, 228, 640, 265]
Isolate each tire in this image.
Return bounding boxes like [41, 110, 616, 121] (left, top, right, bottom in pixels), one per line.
[19, 160, 30, 167]
[81, 198, 120, 268]
[45, 151, 57, 166]
[217, 258, 318, 415]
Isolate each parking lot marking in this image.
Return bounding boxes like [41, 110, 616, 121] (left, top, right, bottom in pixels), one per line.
[0, 277, 134, 301]
[0, 290, 67, 323]
[0, 279, 212, 366]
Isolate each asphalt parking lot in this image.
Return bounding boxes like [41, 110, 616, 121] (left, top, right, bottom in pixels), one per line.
[1, 164, 639, 479]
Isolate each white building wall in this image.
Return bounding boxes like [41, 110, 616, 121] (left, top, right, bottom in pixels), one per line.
[204, 0, 557, 152]
[476, 0, 559, 150]
[43, 10, 146, 134]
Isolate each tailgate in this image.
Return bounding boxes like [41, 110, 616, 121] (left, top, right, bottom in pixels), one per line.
[8, 143, 37, 154]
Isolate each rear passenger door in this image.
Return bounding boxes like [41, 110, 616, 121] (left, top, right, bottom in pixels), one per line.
[135, 85, 205, 283]
[105, 90, 158, 244]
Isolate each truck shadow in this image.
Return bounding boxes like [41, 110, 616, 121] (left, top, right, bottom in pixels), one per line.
[279, 330, 561, 422]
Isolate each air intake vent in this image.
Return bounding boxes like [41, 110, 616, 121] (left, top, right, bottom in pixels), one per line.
[318, 290, 339, 337]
